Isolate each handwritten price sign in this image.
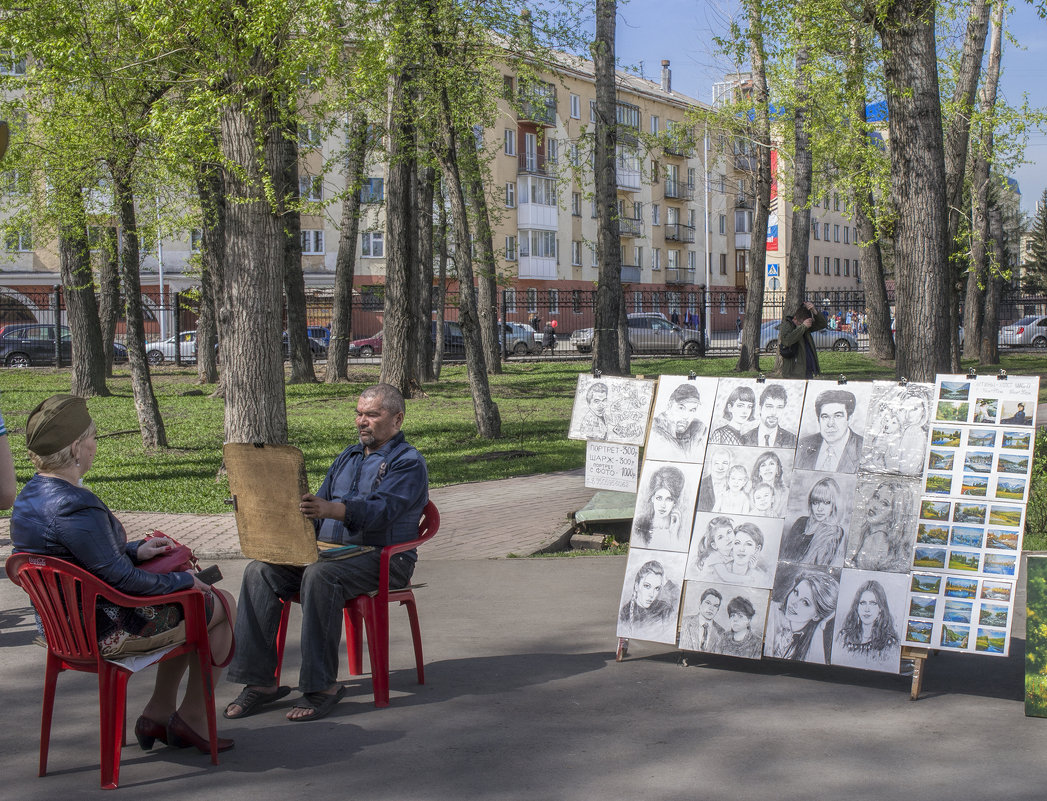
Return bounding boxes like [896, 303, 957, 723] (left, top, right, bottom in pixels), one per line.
[585, 441, 640, 492]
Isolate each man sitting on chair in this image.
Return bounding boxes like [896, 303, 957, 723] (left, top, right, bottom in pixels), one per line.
[225, 383, 429, 722]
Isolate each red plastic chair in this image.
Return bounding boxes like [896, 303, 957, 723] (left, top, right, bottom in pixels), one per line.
[5, 553, 221, 790]
[274, 499, 439, 707]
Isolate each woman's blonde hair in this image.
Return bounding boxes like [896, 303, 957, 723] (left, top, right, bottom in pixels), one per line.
[29, 420, 97, 473]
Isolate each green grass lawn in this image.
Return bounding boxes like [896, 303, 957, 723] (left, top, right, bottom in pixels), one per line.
[1, 352, 1044, 532]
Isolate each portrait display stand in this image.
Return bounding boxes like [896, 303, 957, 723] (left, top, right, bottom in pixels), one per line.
[594, 371, 1039, 701]
[223, 443, 318, 566]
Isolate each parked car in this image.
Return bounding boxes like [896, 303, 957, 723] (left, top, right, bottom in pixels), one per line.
[501, 321, 537, 355]
[570, 312, 707, 355]
[998, 315, 1047, 348]
[0, 323, 128, 367]
[306, 326, 331, 348]
[282, 331, 328, 359]
[145, 331, 197, 364]
[349, 332, 383, 358]
[431, 320, 465, 356]
[743, 320, 858, 353]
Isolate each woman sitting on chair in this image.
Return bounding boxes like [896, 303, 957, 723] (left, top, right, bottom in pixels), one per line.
[9, 395, 237, 755]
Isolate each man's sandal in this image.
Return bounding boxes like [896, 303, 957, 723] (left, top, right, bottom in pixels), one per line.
[223, 685, 291, 719]
[287, 685, 347, 722]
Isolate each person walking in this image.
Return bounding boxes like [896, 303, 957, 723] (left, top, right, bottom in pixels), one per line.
[542, 320, 557, 355]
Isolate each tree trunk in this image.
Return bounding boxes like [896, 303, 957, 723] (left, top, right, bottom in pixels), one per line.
[592, 0, 625, 375]
[433, 182, 448, 380]
[980, 201, 1003, 364]
[278, 122, 315, 384]
[462, 143, 501, 374]
[381, 68, 423, 396]
[415, 163, 436, 383]
[97, 226, 120, 377]
[964, 0, 1004, 359]
[737, 0, 771, 373]
[327, 113, 368, 382]
[435, 94, 501, 437]
[784, 40, 812, 318]
[114, 171, 167, 447]
[219, 87, 288, 445]
[874, 0, 950, 381]
[195, 157, 224, 385]
[57, 183, 108, 397]
[947, 0, 992, 367]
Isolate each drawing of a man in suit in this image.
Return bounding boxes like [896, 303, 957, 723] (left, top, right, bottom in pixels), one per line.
[795, 389, 864, 473]
[739, 383, 797, 448]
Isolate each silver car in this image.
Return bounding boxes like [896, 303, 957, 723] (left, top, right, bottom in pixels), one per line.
[741, 320, 858, 353]
[501, 321, 538, 355]
[571, 312, 706, 355]
[998, 315, 1047, 348]
[145, 330, 197, 364]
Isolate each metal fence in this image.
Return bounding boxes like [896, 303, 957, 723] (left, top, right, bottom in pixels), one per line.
[2, 285, 1046, 367]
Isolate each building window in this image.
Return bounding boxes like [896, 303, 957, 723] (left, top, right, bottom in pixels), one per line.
[719, 214, 726, 235]
[834, 257, 841, 276]
[590, 99, 597, 122]
[719, 293, 727, 314]
[519, 229, 557, 258]
[719, 253, 727, 275]
[571, 240, 581, 265]
[0, 50, 26, 75]
[688, 250, 696, 270]
[301, 229, 325, 254]
[549, 289, 559, 313]
[572, 289, 582, 313]
[844, 258, 850, 276]
[812, 220, 820, 240]
[570, 141, 580, 166]
[505, 235, 517, 260]
[5, 226, 32, 252]
[299, 175, 323, 202]
[591, 244, 598, 267]
[834, 224, 840, 242]
[805, 258, 810, 274]
[651, 292, 661, 311]
[547, 139, 558, 164]
[735, 209, 752, 233]
[361, 231, 383, 258]
[526, 288, 538, 312]
[505, 288, 517, 313]
[591, 198, 598, 218]
[570, 93, 580, 119]
[505, 182, 515, 208]
[834, 193, 840, 211]
[360, 177, 384, 203]
[190, 229, 203, 252]
[823, 223, 830, 240]
[814, 256, 820, 274]
[634, 292, 643, 313]
[299, 124, 322, 149]
[633, 246, 642, 267]
[504, 129, 516, 155]
[652, 204, 660, 225]
[653, 248, 661, 271]
[667, 249, 679, 269]
[843, 226, 850, 244]
[572, 192, 581, 216]
[650, 115, 659, 134]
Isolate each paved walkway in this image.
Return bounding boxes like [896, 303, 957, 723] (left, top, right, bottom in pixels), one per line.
[0, 468, 595, 561]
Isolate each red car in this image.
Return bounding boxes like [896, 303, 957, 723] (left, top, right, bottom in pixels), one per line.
[349, 332, 383, 358]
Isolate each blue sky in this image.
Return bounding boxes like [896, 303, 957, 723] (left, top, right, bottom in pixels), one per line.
[606, 0, 1047, 216]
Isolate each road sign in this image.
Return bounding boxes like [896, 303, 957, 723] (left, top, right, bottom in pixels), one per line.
[767, 263, 779, 277]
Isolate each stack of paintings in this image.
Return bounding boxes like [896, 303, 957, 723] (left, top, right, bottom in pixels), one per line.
[903, 374, 1039, 656]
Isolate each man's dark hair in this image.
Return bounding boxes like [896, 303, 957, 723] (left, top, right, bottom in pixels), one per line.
[760, 383, 789, 407]
[700, 587, 723, 604]
[814, 389, 856, 418]
[669, 383, 701, 405]
[793, 305, 813, 322]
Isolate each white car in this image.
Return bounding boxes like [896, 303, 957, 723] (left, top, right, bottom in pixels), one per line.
[145, 331, 197, 364]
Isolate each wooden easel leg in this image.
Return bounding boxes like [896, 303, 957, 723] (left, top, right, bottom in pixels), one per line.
[616, 637, 629, 662]
[902, 647, 929, 700]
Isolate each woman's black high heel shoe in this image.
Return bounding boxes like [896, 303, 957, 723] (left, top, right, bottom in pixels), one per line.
[134, 716, 169, 750]
[167, 712, 235, 753]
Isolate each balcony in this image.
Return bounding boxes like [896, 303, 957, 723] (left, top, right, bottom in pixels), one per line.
[665, 223, 696, 243]
[518, 152, 553, 176]
[666, 268, 698, 285]
[518, 256, 558, 280]
[621, 264, 641, 282]
[619, 217, 643, 237]
[735, 232, 752, 250]
[664, 180, 695, 201]
[518, 92, 556, 126]
[734, 153, 756, 172]
[617, 165, 642, 191]
[517, 202, 558, 230]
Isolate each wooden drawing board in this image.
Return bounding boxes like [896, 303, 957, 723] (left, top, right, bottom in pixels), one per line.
[224, 443, 318, 566]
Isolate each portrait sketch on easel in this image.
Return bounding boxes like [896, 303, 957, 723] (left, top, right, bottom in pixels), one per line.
[830, 568, 908, 673]
[677, 580, 770, 660]
[568, 374, 655, 445]
[629, 460, 700, 553]
[695, 445, 794, 517]
[779, 470, 857, 568]
[763, 563, 841, 664]
[843, 476, 921, 573]
[859, 382, 934, 476]
[794, 381, 872, 474]
[644, 375, 719, 463]
[707, 378, 805, 447]
[617, 548, 687, 644]
[685, 512, 783, 588]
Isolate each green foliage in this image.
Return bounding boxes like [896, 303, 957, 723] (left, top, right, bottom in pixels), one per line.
[1022, 189, 1047, 294]
[1024, 426, 1047, 550]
